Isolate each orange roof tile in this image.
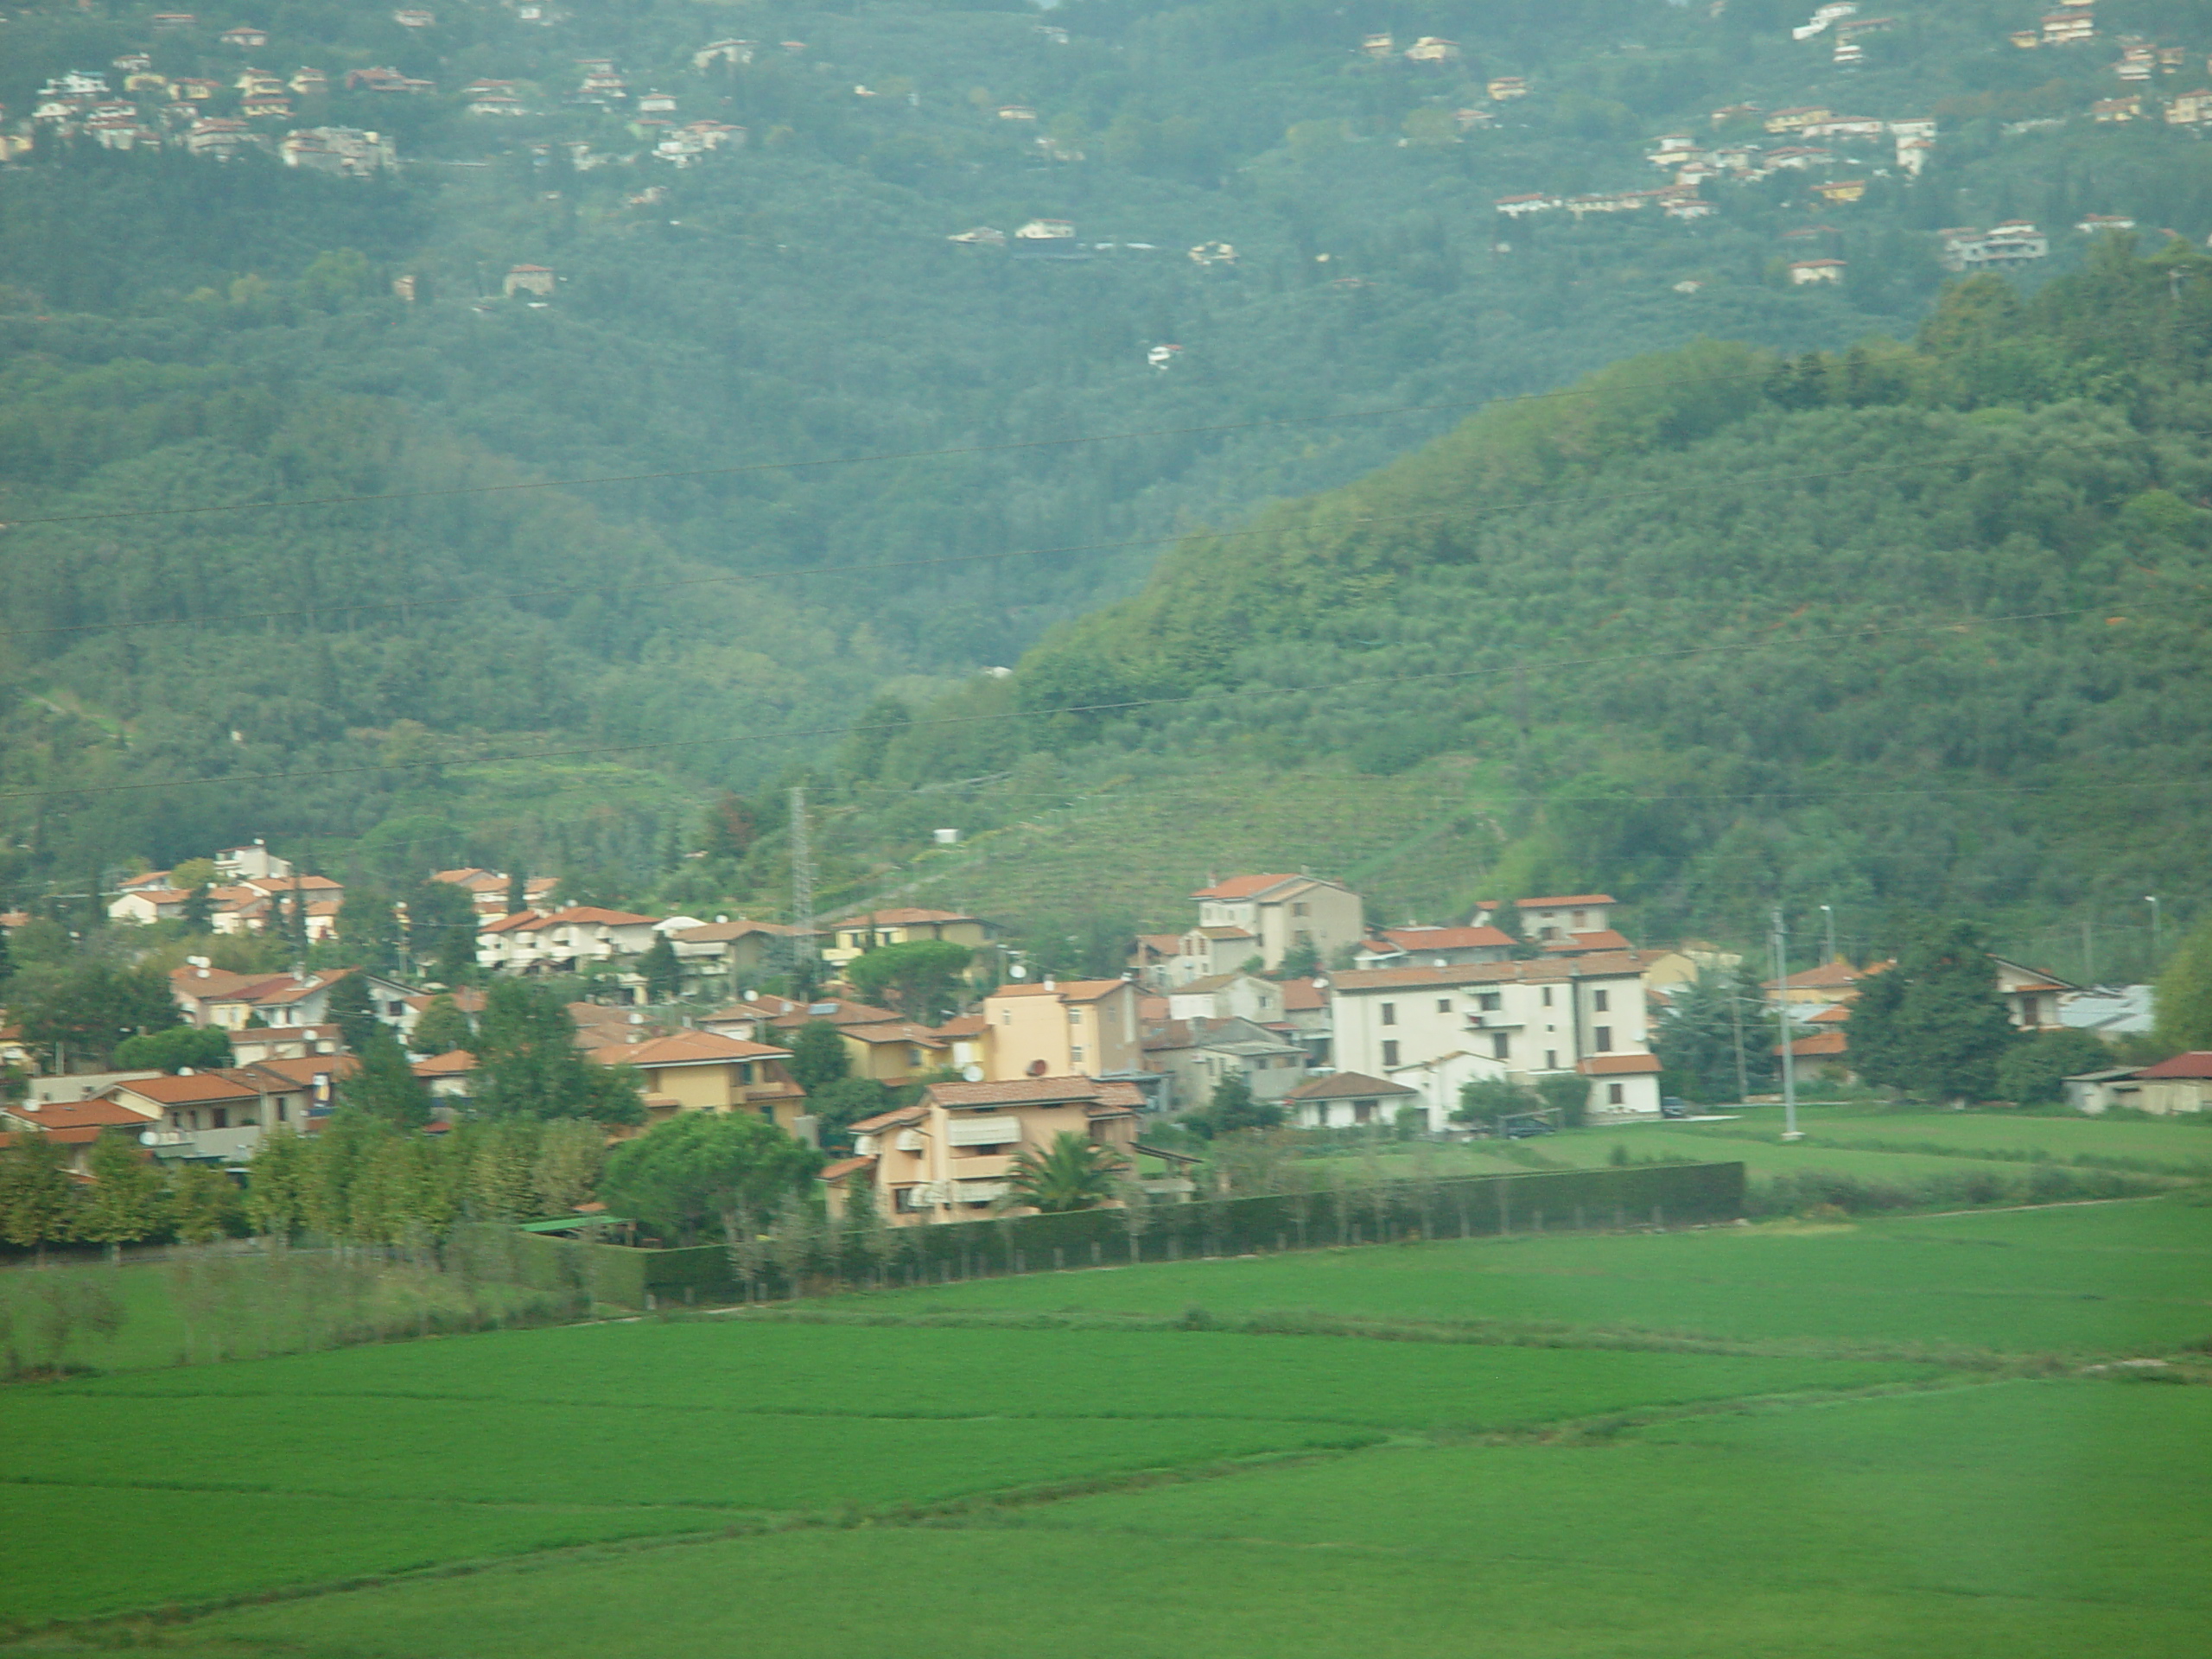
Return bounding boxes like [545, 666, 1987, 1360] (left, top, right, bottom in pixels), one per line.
[988, 979, 1131, 1002]
[1192, 874, 1300, 899]
[589, 1029, 791, 1069]
[1577, 1052, 1663, 1075]
[1515, 893, 1618, 909]
[925, 1076, 1144, 1109]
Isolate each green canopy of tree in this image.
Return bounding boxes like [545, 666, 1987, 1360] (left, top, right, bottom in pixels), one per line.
[1453, 1077, 1539, 1128]
[337, 887, 404, 975]
[839, 939, 973, 1022]
[339, 1027, 432, 1128]
[1185, 1073, 1284, 1140]
[325, 971, 381, 1055]
[469, 980, 645, 1124]
[1005, 1131, 1125, 1214]
[404, 878, 480, 985]
[1652, 964, 1777, 1103]
[1847, 925, 2021, 1103]
[2153, 917, 2212, 1053]
[807, 1076, 893, 1148]
[0, 1133, 80, 1262]
[76, 1132, 171, 1260]
[786, 1021, 850, 1093]
[113, 1025, 233, 1073]
[16, 961, 181, 1071]
[1996, 1028, 2118, 1105]
[639, 934, 682, 1003]
[598, 1111, 819, 1246]
[409, 993, 474, 1058]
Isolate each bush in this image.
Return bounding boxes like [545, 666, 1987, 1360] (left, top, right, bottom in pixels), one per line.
[1996, 1028, 2117, 1104]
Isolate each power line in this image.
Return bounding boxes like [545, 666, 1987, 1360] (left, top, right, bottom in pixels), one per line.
[0, 365, 1788, 531]
[1, 420, 2179, 645]
[0, 601, 2135, 805]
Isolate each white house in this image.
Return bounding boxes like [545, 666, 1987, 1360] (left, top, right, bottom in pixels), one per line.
[1328, 951, 1664, 1128]
[1188, 873, 1365, 973]
[477, 906, 660, 973]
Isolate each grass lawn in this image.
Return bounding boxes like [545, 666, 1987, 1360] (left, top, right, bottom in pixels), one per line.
[70, 1382, 2210, 1659]
[1670, 1106, 2212, 1173]
[785, 1196, 2212, 1357]
[61, 1322, 1936, 1428]
[1364, 1129, 2042, 1185]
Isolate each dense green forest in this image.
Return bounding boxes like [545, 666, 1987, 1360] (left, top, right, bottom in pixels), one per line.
[2, 0, 2211, 960]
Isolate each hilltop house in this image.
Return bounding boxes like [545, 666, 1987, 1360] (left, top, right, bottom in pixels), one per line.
[477, 907, 659, 974]
[664, 918, 805, 995]
[1356, 924, 1516, 969]
[845, 1074, 1145, 1223]
[821, 907, 995, 968]
[1183, 874, 1364, 975]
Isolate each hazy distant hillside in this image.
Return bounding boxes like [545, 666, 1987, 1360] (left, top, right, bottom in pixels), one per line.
[3, 0, 2212, 910]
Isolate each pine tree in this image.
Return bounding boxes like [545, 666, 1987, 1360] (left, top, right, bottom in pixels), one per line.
[639, 934, 682, 1003]
[1848, 923, 2020, 1103]
[410, 993, 475, 1058]
[326, 973, 379, 1054]
[244, 1128, 311, 1240]
[341, 1028, 432, 1128]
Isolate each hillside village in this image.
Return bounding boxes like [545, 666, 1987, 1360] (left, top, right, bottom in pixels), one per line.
[1, 835, 2183, 1233]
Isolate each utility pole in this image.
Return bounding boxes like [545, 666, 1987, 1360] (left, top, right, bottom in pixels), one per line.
[2145, 895, 2162, 969]
[1820, 903, 1838, 965]
[1728, 965, 1750, 1105]
[789, 786, 816, 979]
[2082, 914, 2095, 987]
[1773, 907, 1801, 1141]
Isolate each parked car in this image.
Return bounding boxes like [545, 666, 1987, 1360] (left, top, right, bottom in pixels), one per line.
[1502, 1114, 1554, 1139]
[1660, 1096, 1689, 1119]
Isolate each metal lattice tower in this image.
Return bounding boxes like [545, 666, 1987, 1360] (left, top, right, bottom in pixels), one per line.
[789, 785, 815, 963]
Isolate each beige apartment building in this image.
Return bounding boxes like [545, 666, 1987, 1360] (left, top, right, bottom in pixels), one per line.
[979, 978, 1141, 1079]
[842, 1074, 1145, 1222]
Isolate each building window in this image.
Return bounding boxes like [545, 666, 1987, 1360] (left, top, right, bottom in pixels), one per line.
[1381, 1003, 1396, 1027]
[1545, 1050, 1557, 1070]
[1478, 993, 1501, 1011]
[1382, 1039, 1400, 1068]
[1607, 1083, 1624, 1105]
[1491, 1033, 1510, 1060]
[1594, 1027, 1613, 1052]
[1436, 998, 1452, 1014]
[1292, 902, 1309, 917]
[1071, 1046, 1084, 1064]
[212, 1108, 229, 1129]
[1541, 987, 1554, 1007]
[1592, 989, 1610, 1013]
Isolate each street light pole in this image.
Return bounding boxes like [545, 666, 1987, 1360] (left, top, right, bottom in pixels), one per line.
[2146, 895, 2162, 967]
[1820, 903, 1837, 965]
[1773, 907, 1801, 1141]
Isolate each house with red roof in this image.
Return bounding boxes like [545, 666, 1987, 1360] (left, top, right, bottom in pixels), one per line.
[585, 1028, 806, 1130]
[820, 907, 996, 968]
[476, 906, 660, 974]
[1186, 873, 1363, 974]
[844, 1073, 1146, 1223]
[2118, 1052, 2212, 1116]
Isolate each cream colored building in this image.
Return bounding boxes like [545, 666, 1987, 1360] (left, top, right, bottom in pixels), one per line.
[820, 907, 995, 968]
[844, 1075, 1144, 1223]
[980, 978, 1141, 1079]
[587, 1028, 808, 1131]
[1185, 874, 1364, 975]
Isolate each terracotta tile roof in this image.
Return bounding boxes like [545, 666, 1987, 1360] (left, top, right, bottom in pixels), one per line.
[480, 909, 545, 934]
[5, 1096, 157, 1130]
[850, 1103, 928, 1134]
[1577, 1052, 1664, 1075]
[241, 1054, 359, 1088]
[1541, 930, 1636, 953]
[817, 1154, 877, 1182]
[925, 1076, 1144, 1109]
[1191, 925, 1258, 941]
[589, 1029, 791, 1069]
[766, 997, 900, 1027]
[1380, 925, 1516, 952]
[1515, 893, 1617, 909]
[533, 906, 660, 928]
[931, 1014, 988, 1039]
[1283, 1071, 1415, 1101]
[1330, 951, 1661, 992]
[410, 1049, 477, 1077]
[1808, 1003, 1853, 1024]
[2135, 1051, 2212, 1078]
[1192, 874, 1300, 899]
[837, 1021, 949, 1047]
[249, 970, 350, 1006]
[671, 918, 799, 942]
[240, 874, 344, 894]
[988, 979, 1130, 1002]
[1281, 980, 1330, 1012]
[404, 988, 486, 1014]
[170, 965, 279, 1000]
[113, 1071, 264, 1105]
[1135, 933, 1184, 956]
[1784, 1031, 1850, 1058]
[833, 907, 977, 927]
[1764, 959, 1885, 991]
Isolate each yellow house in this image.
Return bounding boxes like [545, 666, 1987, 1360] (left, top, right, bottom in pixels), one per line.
[588, 1029, 808, 1131]
[836, 1019, 954, 1084]
[980, 979, 1142, 1080]
[844, 1074, 1144, 1224]
[819, 907, 996, 967]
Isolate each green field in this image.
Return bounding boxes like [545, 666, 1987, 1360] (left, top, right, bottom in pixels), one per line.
[5, 1194, 2208, 1655]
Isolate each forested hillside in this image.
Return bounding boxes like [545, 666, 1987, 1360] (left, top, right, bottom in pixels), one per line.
[3, 0, 2211, 942]
[872, 243, 2212, 975]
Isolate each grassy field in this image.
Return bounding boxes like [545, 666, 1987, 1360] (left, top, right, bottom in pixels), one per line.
[1669, 1105, 2212, 1174]
[5, 1193, 2207, 1655]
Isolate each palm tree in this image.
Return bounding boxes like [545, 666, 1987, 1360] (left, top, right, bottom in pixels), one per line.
[1004, 1132, 1126, 1214]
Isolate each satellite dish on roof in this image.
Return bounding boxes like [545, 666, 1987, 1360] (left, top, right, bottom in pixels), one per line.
[1008, 963, 1027, 980]
[1027, 1058, 1048, 1077]
[962, 1064, 985, 1083]
[138, 1130, 156, 1146]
